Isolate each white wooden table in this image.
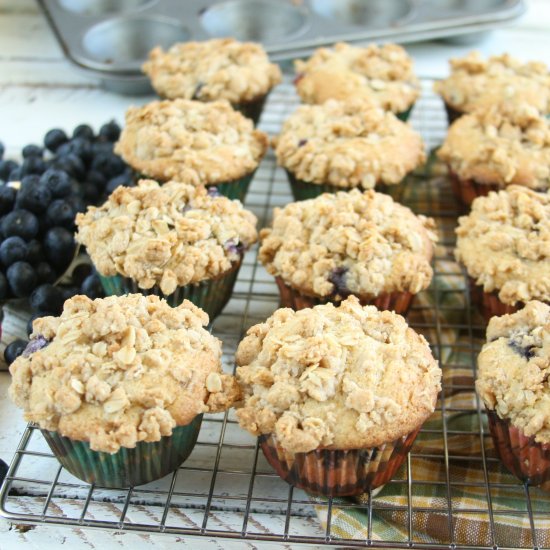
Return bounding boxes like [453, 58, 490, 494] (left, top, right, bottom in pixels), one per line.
[0, 0, 548, 547]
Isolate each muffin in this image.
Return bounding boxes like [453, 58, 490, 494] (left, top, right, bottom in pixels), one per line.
[75, 179, 258, 320]
[235, 296, 441, 496]
[455, 186, 549, 321]
[273, 99, 426, 201]
[476, 301, 550, 490]
[142, 38, 282, 125]
[434, 51, 550, 124]
[114, 99, 268, 201]
[259, 189, 437, 314]
[8, 294, 240, 488]
[294, 42, 420, 121]
[438, 102, 550, 205]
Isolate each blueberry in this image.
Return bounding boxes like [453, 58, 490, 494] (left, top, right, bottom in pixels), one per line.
[60, 285, 79, 302]
[0, 160, 18, 182]
[36, 261, 56, 284]
[85, 170, 107, 190]
[508, 339, 536, 360]
[26, 240, 44, 265]
[46, 199, 75, 230]
[27, 313, 47, 337]
[0, 141, 4, 160]
[71, 263, 92, 286]
[65, 195, 86, 214]
[72, 124, 95, 141]
[80, 273, 104, 299]
[43, 227, 75, 270]
[106, 172, 134, 195]
[91, 152, 126, 179]
[0, 236, 28, 267]
[39, 169, 72, 198]
[92, 141, 113, 157]
[22, 144, 43, 158]
[20, 156, 46, 176]
[0, 459, 7, 485]
[7, 261, 37, 297]
[98, 120, 121, 142]
[1, 210, 39, 240]
[329, 267, 350, 297]
[0, 271, 9, 300]
[44, 128, 68, 152]
[224, 239, 245, 256]
[30, 284, 64, 314]
[4, 339, 28, 366]
[8, 168, 22, 182]
[51, 153, 85, 180]
[207, 187, 220, 197]
[0, 186, 16, 215]
[20, 174, 41, 190]
[57, 138, 92, 166]
[16, 179, 52, 214]
[23, 335, 50, 357]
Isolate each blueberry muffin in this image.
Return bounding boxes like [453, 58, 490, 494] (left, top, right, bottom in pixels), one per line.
[114, 99, 268, 201]
[75, 179, 258, 320]
[294, 42, 420, 120]
[476, 301, 550, 489]
[438, 103, 550, 205]
[434, 51, 550, 124]
[455, 186, 549, 321]
[142, 38, 282, 124]
[235, 296, 441, 496]
[259, 189, 437, 314]
[8, 294, 240, 487]
[273, 98, 426, 200]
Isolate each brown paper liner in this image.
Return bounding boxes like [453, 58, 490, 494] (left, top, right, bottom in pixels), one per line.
[259, 429, 420, 497]
[487, 410, 550, 491]
[468, 277, 520, 322]
[449, 170, 502, 207]
[275, 276, 414, 314]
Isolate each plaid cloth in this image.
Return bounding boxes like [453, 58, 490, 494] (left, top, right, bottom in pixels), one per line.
[311, 161, 550, 548]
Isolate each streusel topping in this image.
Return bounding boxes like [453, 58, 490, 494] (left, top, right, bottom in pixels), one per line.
[142, 38, 282, 103]
[434, 51, 550, 114]
[455, 186, 550, 305]
[273, 99, 426, 188]
[476, 301, 550, 443]
[75, 180, 258, 295]
[438, 103, 550, 189]
[259, 189, 437, 298]
[235, 296, 441, 453]
[114, 99, 268, 185]
[9, 294, 241, 453]
[294, 42, 420, 113]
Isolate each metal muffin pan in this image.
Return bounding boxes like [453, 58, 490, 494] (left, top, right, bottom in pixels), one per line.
[38, 0, 526, 94]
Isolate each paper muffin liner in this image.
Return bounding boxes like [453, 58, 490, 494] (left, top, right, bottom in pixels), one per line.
[449, 170, 502, 207]
[486, 410, 550, 491]
[443, 103, 464, 126]
[232, 94, 269, 125]
[98, 260, 242, 321]
[395, 104, 414, 122]
[275, 276, 414, 315]
[41, 415, 203, 488]
[468, 276, 520, 322]
[259, 429, 420, 497]
[211, 171, 256, 202]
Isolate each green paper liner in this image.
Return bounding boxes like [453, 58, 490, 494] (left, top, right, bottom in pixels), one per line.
[468, 276, 521, 322]
[395, 105, 414, 122]
[449, 170, 502, 207]
[259, 429, 420, 497]
[232, 94, 269, 125]
[443, 103, 464, 126]
[41, 415, 203, 488]
[212, 171, 256, 202]
[99, 260, 242, 321]
[275, 276, 414, 315]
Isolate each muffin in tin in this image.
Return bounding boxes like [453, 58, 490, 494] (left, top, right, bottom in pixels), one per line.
[434, 51, 550, 124]
[294, 42, 420, 121]
[114, 99, 268, 201]
[142, 38, 282, 125]
[476, 301, 550, 490]
[455, 186, 549, 321]
[235, 296, 441, 496]
[438, 102, 550, 205]
[273, 98, 426, 200]
[259, 189, 437, 314]
[8, 294, 240, 488]
[75, 179, 258, 320]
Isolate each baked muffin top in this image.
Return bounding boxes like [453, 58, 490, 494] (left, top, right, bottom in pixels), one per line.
[434, 51, 550, 114]
[76, 180, 258, 295]
[142, 38, 282, 103]
[273, 99, 426, 188]
[438, 103, 550, 189]
[114, 99, 268, 185]
[294, 42, 420, 114]
[476, 301, 550, 443]
[259, 189, 437, 298]
[235, 296, 441, 453]
[9, 294, 240, 453]
[455, 186, 550, 305]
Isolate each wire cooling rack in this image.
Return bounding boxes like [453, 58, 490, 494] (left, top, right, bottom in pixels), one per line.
[0, 79, 547, 549]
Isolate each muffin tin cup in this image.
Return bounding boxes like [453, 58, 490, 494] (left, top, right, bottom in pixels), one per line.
[275, 276, 414, 314]
[259, 429, 420, 497]
[98, 260, 242, 321]
[486, 409, 550, 491]
[41, 415, 203, 488]
[212, 171, 256, 202]
[468, 276, 520, 322]
[449, 170, 502, 207]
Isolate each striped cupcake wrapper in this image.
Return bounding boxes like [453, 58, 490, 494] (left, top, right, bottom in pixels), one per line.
[41, 415, 203, 488]
[259, 429, 420, 497]
[99, 261, 242, 321]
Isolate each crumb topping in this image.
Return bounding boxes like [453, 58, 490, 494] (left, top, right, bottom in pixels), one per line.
[273, 99, 426, 188]
[143, 38, 282, 103]
[8, 294, 241, 453]
[455, 186, 550, 305]
[294, 42, 420, 113]
[114, 99, 268, 185]
[259, 189, 437, 298]
[476, 301, 550, 443]
[235, 296, 441, 453]
[75, 180, 258, 294]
